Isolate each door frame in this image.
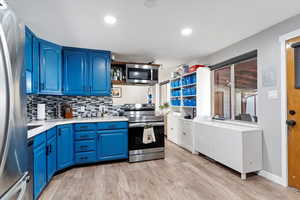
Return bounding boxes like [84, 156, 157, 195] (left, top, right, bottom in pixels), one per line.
[279, 28, 300, 187]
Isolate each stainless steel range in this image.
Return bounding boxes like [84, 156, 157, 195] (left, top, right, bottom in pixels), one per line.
[122, 104, 165, 163]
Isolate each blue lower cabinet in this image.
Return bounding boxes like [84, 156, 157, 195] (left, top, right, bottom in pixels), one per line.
[97, 129, 128, 161]
[57, 124, 74, 170]
[31, 122, 129, 199]
[75, 151, 97, 164]
[46, 135, 57, 182]
[33, 132, 47, 200]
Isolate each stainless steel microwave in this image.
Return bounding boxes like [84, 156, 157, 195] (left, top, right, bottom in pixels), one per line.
[126, 64, 159, 84]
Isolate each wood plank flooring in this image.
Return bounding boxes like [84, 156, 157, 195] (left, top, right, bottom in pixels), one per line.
[40, 140, 300, 200]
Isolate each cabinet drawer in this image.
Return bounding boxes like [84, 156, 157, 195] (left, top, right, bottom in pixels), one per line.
[97, 122, 128, 130]
[181, 120, 193, 133]
[33, 132, 46, 148]
[75, 151, 96, 164]
[74, 123, 96, 131]
[47, 127, 56, 140]
[74, 131, 96, 140]
[75, 140, 96, 152]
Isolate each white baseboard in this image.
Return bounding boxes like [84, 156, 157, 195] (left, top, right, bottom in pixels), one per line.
[258, 170, 287, 187]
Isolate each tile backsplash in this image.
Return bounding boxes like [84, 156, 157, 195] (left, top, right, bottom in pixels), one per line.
[27, 95, 114, 121]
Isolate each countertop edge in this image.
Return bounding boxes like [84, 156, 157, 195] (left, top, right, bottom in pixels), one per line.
[28, 117, 129, 139]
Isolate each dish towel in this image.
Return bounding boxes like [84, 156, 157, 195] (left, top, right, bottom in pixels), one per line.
[143, 127, 156, 144]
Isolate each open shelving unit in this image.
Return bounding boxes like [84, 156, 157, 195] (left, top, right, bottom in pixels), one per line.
[170, 71, 197, 109]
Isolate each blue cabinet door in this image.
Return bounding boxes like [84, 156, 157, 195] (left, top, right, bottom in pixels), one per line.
[39, 39, 62, 94]
[33, 142, 47, 200]
[97, 129, 128, 161]
[25, 27, 33, 72]
[57, 125, 74, 170]
[89, 51, 111, 96]
[32, 36, 40, 94]
[47, 136, 57, 182]
[63, 49, 88, 95]
[25, 27, 33, 94]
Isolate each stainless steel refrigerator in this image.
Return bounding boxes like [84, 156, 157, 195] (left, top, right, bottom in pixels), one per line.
[0, 0, 30, 199]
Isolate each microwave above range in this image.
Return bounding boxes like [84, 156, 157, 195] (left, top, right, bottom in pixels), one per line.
[126, 64, 159, 84]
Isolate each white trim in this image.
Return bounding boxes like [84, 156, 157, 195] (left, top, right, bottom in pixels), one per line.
[279, 28, 300, 187]
[258, 170, 286, 186]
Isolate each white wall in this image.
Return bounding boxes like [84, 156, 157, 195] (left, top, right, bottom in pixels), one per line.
[189, 13, 300, 178]
[112, 85, 156, 105]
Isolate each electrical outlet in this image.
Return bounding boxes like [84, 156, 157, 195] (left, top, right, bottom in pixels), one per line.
[99, 105, 105, 112]
[80, 106, 85, 112]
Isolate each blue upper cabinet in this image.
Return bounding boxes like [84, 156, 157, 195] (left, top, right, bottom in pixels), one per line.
[32, 36, 40, 94]
[25, 27, 35, 94]
[39, 39, 62, 95]
[63, 49, 88, 95]
[24, 28, 111, 96]
[57, 125, 74, 170]
[25, 27, 33, 72]
[89, 51, 111, 96]
[25, 26, 39, 94]
[62, 47, 111, 96]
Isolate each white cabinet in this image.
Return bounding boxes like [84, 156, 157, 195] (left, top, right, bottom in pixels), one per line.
[167, 113, 195, 153]
[178, 119, 194, 152]
[194, 120, 262, 180]
[167, 113, 181, 144]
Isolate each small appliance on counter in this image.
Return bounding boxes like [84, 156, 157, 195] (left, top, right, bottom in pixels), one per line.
[62, 104, 73, 119]
[37, 104, 46, 120]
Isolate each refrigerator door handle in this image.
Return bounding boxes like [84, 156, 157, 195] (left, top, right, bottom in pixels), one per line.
[0, 172, 29, 200]
[0, 22, 13, 177]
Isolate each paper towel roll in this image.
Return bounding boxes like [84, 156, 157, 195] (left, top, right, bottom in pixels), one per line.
[37, 104, 46, 120]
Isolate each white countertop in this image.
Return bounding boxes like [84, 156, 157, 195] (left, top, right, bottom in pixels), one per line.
[193, 119, 262, 132]
[27, 116, 128, 139]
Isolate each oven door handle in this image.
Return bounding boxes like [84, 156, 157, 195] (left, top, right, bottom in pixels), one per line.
[129, 122, 164, 128]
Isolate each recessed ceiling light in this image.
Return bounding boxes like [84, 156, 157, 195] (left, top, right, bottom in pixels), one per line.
[181, 28, 193, 36]
[104, 15, 117, 25]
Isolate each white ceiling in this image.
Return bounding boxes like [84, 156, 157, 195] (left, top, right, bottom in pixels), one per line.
[8, 0, 300, 63]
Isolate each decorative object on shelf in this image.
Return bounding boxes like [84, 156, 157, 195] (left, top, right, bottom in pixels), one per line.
[111, 66, 124, 81]
[112, 87, 122, 98]
[182, 65, 189, 73]
[189, 65, 206, 73]
[159, 102, 170, 115]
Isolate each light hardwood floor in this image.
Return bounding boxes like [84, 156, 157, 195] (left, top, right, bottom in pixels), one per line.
[40, 140, 300, 200]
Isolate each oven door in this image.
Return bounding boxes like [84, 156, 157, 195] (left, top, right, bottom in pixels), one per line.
[128, 122, 165, 151]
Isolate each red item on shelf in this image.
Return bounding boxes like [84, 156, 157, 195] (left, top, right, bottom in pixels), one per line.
[189, 65, 206, 72]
